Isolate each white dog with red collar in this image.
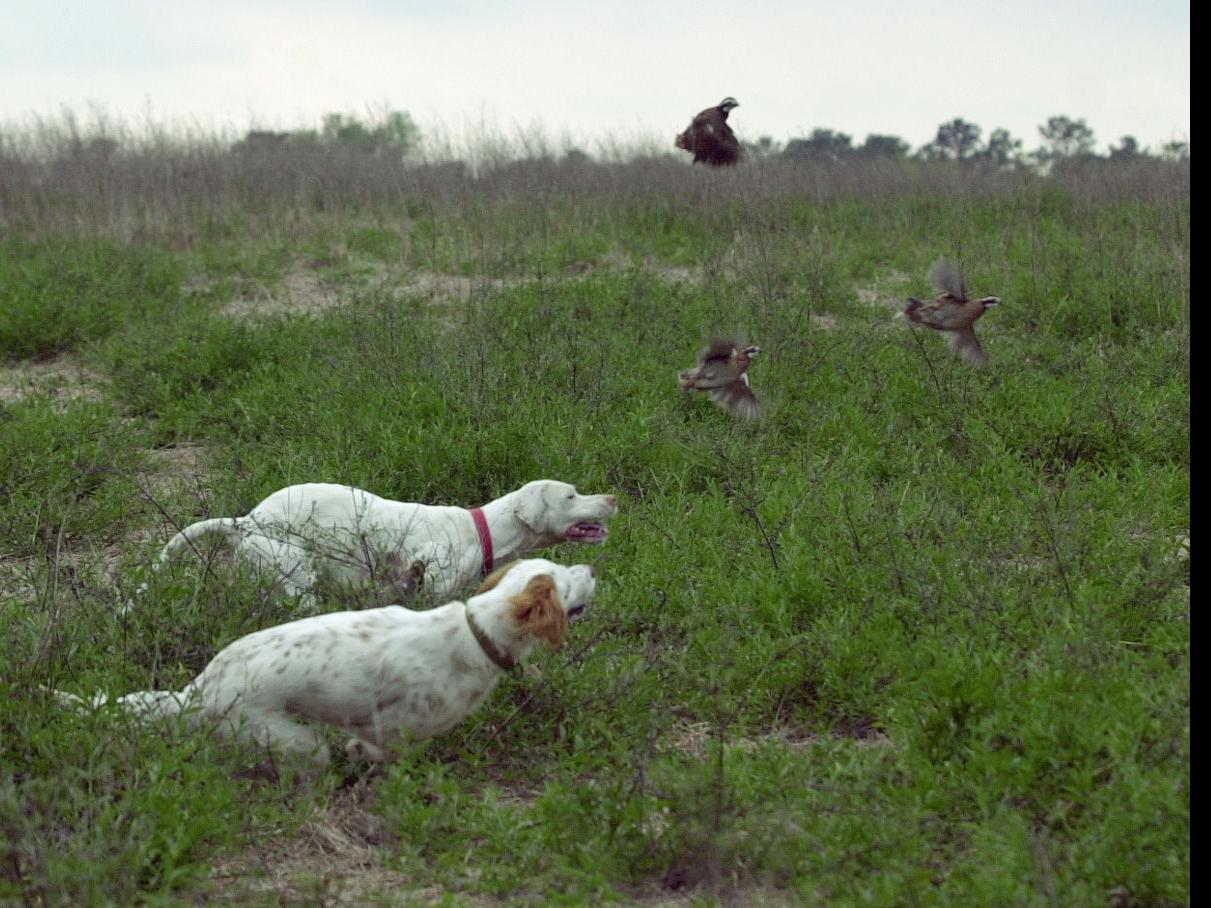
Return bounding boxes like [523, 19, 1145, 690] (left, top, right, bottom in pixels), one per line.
[139, 480, 616, 610]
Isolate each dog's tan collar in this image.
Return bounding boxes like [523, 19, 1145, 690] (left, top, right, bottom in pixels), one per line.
[466, 609, 517, 673]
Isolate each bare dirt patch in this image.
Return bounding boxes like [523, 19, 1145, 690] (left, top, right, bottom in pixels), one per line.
[853, 269, 912, 311]
[0, 556, 41, 602]
[3, 444, 220, 601]
[0, 354, 108, 407]
[393, 271, 521, 306]
[138, 442, 213, 504]
[204, 787, 497, 906]
[649, 263, 704, 285]
[1174, 533, 1190, 561]
[540, 252, 705, 286]
[620, 880, 799, 907]
[221, 269, 340, 321]
[377, 255, 657, 305]
[124, 443, 221, 577]
[665, 718, 892, 761]
[0, 539, 133, 607]
[201, 781, 791, 907]
[214, 253, 712, 321]
[1126, 529, 1190, 564]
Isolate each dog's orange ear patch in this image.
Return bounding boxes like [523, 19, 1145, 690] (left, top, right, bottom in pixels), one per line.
[475, 560, 520, 594]
[509, 575, 567, 647]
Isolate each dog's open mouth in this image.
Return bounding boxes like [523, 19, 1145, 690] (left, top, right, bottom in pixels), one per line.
[565, 523, 609, 543]
[567, 603, 589, 621]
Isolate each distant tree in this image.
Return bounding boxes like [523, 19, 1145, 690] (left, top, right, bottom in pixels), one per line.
[918, 118, 982, 161]
[319, 110, 421, 157]
[1161, 140, 1190, 161]
[743, 135, 783, 158]
[379, 110, 421, 154]
[973, 128, 1023, 167]
[234, 130, 289, 153]
[857, 133, 910, 159]
[1108, 135, 1141, 160]
[234, 112, 421, 158]
[783, 128, 853, 162]
[1036, 115, 1096, 162]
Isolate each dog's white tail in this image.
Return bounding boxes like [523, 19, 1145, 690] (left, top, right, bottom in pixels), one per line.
[125, 517, 244, 612]
[47, 685, 193, 720]
[158, 517, 244, 567]
[47, 687, 95, 709]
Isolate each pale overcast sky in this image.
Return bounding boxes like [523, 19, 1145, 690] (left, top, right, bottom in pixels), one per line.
[0, 0, 1190, 154]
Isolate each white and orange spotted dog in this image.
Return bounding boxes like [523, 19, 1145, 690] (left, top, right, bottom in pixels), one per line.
[55, 558, 594, 766]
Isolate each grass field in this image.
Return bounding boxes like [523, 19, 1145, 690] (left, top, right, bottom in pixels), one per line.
[0, 137, 1189, 905]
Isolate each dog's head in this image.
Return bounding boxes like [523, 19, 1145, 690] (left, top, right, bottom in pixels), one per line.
[473, 557, 596, 648]
[512, 480, 617, 546]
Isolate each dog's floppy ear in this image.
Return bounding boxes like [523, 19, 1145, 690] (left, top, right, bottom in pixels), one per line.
[475, 560, 520, 594]
[509, 574, 567, 647]
[513, 483, 551, 532]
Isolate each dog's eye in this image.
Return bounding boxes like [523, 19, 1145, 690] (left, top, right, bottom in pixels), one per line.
[566, 494, 574, 500]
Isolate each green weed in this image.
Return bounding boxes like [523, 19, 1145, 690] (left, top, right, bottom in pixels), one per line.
[0, 158, 1188, 905]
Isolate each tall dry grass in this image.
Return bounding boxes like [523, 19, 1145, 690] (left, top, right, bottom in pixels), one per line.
[0, 112, 1190, 248]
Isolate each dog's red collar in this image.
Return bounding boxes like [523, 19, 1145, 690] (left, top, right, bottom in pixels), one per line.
[470, 507, 494, 576]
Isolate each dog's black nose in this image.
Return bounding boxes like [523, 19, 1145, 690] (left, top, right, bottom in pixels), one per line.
[588, 565, 595, 577]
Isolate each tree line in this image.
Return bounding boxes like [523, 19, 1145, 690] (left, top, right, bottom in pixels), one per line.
[765, 115, 1189, 166]
[229, 110, 1188, 168]
[233, 111, 422, 157]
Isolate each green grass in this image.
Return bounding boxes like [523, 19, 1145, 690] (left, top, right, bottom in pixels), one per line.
[0, 160, 1188, 906]
[0, 235, 185, 360]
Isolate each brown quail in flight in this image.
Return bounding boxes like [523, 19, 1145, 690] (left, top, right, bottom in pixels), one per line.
[903, 259, 1001, 365]
[678, 338, 761, 418]
[675, 97, 742, 167]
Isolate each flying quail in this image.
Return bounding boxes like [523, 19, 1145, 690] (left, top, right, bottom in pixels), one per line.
[675, 97, 742, 167]
[902, 258, 1001, 365]
[678, 338, 761, 417]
